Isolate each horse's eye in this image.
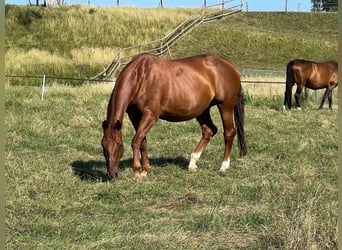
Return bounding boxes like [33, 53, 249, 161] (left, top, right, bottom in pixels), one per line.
[117, 143, 123, 149]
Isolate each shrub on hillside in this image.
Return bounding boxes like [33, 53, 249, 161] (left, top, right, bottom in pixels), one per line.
[17, 8, 43, 27]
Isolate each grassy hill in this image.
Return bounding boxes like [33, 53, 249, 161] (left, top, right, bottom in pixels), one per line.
[172, 12, 338, 70]
[5, 5, 338, 84]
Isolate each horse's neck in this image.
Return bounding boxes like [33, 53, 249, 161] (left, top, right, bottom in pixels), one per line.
[107, 82, 132, 127]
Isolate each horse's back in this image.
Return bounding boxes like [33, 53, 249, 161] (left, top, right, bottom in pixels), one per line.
[130, 53, 240, 93]
[121, 53, 241, 121]
[291, 59, 337, 73]
[290, 59, 338, 87]
[171, 54, 241, 101]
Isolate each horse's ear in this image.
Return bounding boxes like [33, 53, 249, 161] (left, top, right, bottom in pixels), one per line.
[102, 120, 108, 130]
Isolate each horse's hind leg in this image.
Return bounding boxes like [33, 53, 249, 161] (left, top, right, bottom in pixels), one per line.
[188, 109, 217, 171]
[217, 105, 236, 171]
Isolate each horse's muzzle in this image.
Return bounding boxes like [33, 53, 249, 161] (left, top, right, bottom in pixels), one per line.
[107, 171, 119, 181]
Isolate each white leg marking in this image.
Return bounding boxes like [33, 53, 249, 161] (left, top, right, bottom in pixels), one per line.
[140, 171, 147, 177]
[219, 158, 231, 172]
[188, 152, 202, 171]
[282, 105, 286, 111]
[296, 107, 302, 111]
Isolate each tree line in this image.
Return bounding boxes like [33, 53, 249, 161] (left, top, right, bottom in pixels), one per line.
[311, 0, 338, 11]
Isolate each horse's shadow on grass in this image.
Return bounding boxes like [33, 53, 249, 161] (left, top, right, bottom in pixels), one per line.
[71, 156, 188, 182]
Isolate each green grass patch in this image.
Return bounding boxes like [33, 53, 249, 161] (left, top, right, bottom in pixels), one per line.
[5, 84, 337, 248]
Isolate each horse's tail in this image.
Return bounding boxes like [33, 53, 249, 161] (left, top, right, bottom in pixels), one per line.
[234, 84, 247, 157]
[285, 60, 295, 109]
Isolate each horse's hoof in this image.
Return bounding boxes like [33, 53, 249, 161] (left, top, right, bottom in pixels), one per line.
[188, 165, 198, 172]
[296, 107, 302, 111]
[218, 167, 229, 172]
[218, 160, 230, 172]
[134, 172, 141, 179]
[140, 171, 148, 177]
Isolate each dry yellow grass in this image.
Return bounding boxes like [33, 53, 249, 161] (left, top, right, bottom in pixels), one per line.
[242, 76, 285, 97]
[241, 76, 331, 101]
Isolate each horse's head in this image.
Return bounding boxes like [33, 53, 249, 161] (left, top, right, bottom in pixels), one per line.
[101, 120, 124, 179]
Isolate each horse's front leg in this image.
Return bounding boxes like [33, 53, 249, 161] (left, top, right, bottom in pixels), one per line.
[131, 111, 156, 179]
[140, 137, 150, 177]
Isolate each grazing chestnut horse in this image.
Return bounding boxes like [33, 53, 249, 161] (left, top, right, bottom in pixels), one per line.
[101, 53, 247, 179]
[283, 59, 338, 110]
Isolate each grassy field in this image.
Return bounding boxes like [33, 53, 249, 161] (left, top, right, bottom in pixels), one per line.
[5, 4, 338, 249]
[5, 84, 338, 249]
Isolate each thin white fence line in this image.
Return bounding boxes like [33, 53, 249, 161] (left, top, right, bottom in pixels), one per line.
[6, 73, 329, 104]
[6, 73, 287, 85]
[5, 74, 114, 83]
[5, 74, 117, 100]
[41, 74, 46, 101]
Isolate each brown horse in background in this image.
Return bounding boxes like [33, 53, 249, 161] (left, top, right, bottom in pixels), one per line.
[101, 53, 247, 179]
[283, 59, 338, 110]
